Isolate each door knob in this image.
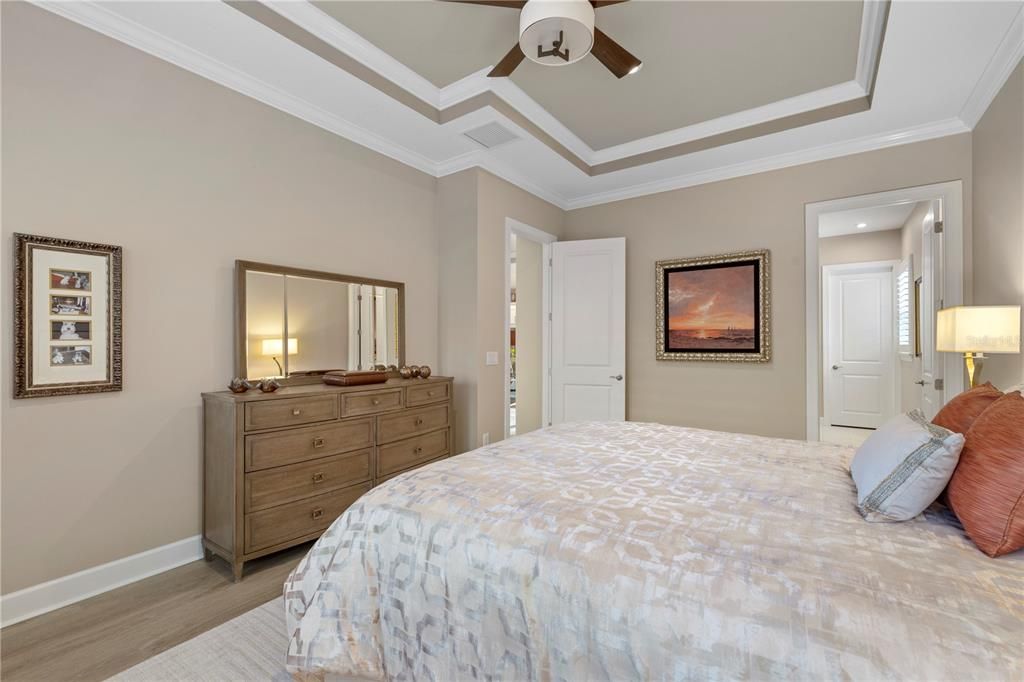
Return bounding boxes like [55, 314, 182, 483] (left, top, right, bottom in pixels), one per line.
[610, 374, 623, 381]
[914, 379, 930, 386]
[831, 365, 841, 370]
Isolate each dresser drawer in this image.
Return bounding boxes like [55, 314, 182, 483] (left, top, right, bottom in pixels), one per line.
[245, 483, 370, 553]
[244, 395, 338, 431]
[378, 453, 448, 484]
[340, 389, 403, 418]
[406, 381, 450, 407]
[245, 449, 371, 512]
[378, 404, 450, 444]
[378, 428, 449, 477]
[245, 418, 373, 472]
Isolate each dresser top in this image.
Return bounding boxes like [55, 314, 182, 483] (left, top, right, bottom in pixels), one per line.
[203, 376, 453, 403]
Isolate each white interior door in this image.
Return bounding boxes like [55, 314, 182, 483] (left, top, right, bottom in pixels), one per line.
[825, 263, 896, 428]
[551, 238, 626, 424]
[920, 201, 944, 418]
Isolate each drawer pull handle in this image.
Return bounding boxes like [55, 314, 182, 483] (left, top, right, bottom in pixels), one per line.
[427, 391, 435, 396]
[292, 408, 302, 416]
[414, 447, 423, 454]
[312, 437, 325, 449]
[312, 472, 325, 483]
[415, 418, 424, 426]
[311, 507, 324, 520]
[372, 398, 381, 405]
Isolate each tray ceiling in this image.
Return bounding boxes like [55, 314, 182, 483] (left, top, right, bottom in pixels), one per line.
[33, 0, 1024, 209]
[313, 1, 864, 149]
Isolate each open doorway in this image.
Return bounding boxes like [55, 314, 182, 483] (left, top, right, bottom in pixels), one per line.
[806, 182, 965, 444]
[504, 219, 556, 439]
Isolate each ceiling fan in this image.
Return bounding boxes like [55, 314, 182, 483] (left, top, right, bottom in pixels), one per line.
[441, 0, 642, 79]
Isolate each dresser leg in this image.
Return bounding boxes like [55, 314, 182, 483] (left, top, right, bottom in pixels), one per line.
[232, 561, 244, 582]
[203, 547, 215, 562]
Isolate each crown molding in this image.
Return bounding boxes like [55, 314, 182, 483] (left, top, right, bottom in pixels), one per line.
[32, 0, 439, 177]
[262, 0, 441, 108]
[437, 150, 571, 210]
[959, 2, 1024, 129]
[856, 0, 891, 92]
[564, 117, 970, 210]
[26, 1, 979, 212]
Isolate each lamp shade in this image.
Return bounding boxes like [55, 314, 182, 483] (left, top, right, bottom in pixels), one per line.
[936, 306, 1020, 353]
[261, 337, 298, 356]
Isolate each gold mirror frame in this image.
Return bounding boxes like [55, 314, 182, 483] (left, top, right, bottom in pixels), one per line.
[235, 260, 405, 384]
[655, 249, 771, 363]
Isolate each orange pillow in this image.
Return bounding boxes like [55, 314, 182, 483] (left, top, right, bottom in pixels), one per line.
[932, 382, 1003, 434]
[947, 391, 1024, 557]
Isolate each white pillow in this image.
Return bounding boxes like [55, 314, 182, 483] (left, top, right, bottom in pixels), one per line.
[850, 410, 965, 522]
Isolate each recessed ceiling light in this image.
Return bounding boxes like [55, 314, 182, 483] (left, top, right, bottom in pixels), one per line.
[857, 223, 868, 229]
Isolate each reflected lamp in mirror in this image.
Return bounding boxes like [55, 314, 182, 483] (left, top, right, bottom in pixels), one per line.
[262, 337, 298, 376]
[937, 305, 1021, 387]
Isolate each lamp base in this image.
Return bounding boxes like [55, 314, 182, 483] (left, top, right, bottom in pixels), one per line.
[964, 352, 985, 388]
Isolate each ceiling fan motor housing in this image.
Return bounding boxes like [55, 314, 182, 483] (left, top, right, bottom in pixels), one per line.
[519, 0, 595, 66]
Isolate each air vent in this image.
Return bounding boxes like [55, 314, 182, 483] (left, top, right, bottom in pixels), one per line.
[462, 122, 519, 149]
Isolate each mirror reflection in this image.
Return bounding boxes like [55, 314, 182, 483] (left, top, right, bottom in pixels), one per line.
[242, 265, 401, 380]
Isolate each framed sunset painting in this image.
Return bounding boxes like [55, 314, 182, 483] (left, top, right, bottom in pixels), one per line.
[655, 250, 771, 362]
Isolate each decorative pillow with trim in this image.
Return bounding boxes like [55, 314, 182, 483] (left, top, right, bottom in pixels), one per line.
[850, 410, 965, 522]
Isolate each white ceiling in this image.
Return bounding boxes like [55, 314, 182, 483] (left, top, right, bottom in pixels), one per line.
[818, 201, 919, 238]
[313, 0, 863, 149]
[34, 0, 1024, 209]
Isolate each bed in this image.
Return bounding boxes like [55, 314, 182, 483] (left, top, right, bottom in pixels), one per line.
[283, 421, 1023, 680]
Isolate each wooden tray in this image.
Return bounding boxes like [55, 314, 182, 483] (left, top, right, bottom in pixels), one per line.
[322, 371, 388, 387]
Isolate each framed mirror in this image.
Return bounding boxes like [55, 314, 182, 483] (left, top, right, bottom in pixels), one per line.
[236, 260, 404, 382]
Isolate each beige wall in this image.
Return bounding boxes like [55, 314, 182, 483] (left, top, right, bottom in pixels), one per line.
[514, 236, 543, 434]
[818, 229, 902, 266]
[436, 170, 563, 452]
[475, 171, 564, 445]
[564, 134, 972, 439]
[1, 4, 440, 593]
[972, 59, 1023, 389]
[436, 171, 480, 454]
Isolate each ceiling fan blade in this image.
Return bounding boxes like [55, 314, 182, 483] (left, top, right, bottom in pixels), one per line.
[437, 0, 526, 8]
[488, 43, 525, 77]
[590, 1, 630, 7]
[591, 27, 642, 79]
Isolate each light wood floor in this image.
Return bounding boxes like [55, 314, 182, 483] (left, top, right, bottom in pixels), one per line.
[1, 542, 313, 681]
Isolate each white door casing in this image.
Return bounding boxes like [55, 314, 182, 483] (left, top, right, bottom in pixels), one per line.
[550, 238, 626, 424]
[919, 201, 945, 418]
[824, 262, 897, 429]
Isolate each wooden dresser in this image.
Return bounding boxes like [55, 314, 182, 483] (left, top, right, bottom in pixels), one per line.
[202, 376, 453, 580]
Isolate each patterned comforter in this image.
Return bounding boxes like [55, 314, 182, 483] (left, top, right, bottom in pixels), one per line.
[284, 421, 1023, 681]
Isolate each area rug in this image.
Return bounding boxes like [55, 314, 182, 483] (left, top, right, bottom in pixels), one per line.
[109, 598, 289, 681]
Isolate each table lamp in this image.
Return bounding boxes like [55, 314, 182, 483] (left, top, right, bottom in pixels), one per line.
[261, 337, 298, 376]
[936, 305, 1020, 387]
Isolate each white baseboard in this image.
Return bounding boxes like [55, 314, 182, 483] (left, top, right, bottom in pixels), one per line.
[0, 535, 203, 628]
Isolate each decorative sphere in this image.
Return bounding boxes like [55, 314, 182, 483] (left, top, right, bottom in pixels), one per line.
[419, 365, 432, 379]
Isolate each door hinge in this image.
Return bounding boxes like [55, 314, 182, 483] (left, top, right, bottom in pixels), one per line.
[549, 258, 553, 267]
[933, 220, 944, 234]
[934, 378, 945, 390]
[548, 312, 552, 321]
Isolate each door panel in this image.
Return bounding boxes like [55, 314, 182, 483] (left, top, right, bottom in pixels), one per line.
[551, 238, 626, 424]
[920, 202, 944, 419]
[826, 265, 895, 429]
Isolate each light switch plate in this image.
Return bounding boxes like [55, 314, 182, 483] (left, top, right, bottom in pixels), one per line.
[485, 351, 499, 366]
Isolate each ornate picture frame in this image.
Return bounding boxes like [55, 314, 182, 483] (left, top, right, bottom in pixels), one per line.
[656, 249, 771, 363]
[14, 233, 123, 398]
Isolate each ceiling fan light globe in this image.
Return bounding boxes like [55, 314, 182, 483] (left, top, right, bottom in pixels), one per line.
[519, 0, 595, 66]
